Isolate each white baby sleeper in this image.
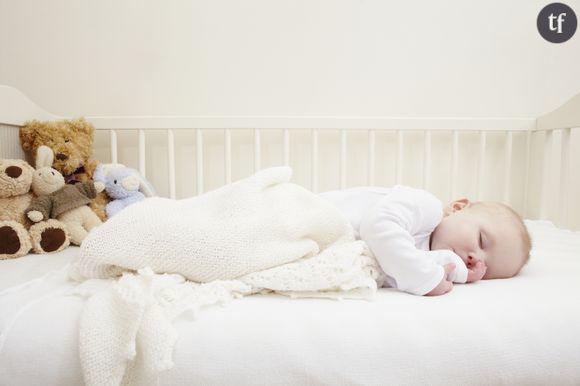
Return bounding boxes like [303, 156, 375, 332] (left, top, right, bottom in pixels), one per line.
[320, 185, 468, 295]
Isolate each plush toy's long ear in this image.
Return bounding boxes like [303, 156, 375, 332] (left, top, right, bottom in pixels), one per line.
[139, 177, 156, 197]
[36, 145, 54, 169]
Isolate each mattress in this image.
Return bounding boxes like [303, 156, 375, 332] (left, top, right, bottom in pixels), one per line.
[1, 220, 579, 386]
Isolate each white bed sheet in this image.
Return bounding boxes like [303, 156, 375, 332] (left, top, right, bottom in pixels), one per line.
[1, 220, 579, 386]
[0, 246, 80, 291]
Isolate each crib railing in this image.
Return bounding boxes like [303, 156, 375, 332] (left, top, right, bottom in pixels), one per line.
[1, 85, 579, 230]
[90, 111, 578, 232]
[534, 93, 580, 231]
[91, 117, 534, 200]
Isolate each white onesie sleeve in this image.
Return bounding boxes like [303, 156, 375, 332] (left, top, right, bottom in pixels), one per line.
[359, 186, 467, 295]
[431, 249, 468, 284]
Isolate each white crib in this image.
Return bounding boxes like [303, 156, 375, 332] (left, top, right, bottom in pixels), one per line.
[2, 85, 580, 386]
[1, 85, 579, 230]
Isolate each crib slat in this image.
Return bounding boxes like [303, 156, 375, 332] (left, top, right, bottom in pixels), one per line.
[559, 128, 572, 226]
[477, 131, 486, 201]
[396, 130, 403, 185]
[340, 129, 347, 189]
[138, 129, 146, 177]
[540, 130, 554, 220]
[167, 129, 176, 199]
[503, 131, 513, 204]
[451, 130, 459, 200]
[225, 129, 232, 184]
[312, 129, 319, 192]
[110, 130, 118, 164]
[522, 130, 531, 218]
[423, 130, 431, 190]
[283, 129, 290, 166]
[368, 130, 375, 186]
[197, 129, 204, 195]
[254, 128, 261, 172]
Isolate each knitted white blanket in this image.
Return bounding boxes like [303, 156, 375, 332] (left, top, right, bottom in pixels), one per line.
[71, 167, 384, 386]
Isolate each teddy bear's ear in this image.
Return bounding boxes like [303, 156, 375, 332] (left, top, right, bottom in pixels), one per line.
[36, 145, 55, 169]
[19, 120, 41, 152]
[69, 118, 95, 136]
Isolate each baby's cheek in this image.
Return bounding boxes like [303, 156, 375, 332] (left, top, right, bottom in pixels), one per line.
[482, 263, 494, 279]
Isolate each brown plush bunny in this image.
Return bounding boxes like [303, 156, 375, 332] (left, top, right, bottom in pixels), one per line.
[26, 146, 104, 246]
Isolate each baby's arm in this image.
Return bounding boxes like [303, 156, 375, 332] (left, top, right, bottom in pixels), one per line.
[426, 263, 456, 296]
[359, 186, 460, 296]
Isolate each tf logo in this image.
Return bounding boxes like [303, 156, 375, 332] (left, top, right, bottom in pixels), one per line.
[537, 3, 577, 43]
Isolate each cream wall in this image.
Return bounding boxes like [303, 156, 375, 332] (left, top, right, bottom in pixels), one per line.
[1, 0, 579, 117]
[1, 0, 580, 228]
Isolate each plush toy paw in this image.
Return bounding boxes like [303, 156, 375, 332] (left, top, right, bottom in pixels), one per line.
[27, 210, 44, 223]
[0, 221, 32, 260]
[29, 219, 70, 254]
[60, 206, 102, 246]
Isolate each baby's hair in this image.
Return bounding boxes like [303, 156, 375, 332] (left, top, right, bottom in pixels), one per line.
[469, 201, 532, 267]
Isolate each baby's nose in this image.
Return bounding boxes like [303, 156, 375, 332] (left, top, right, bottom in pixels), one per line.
[466, 255, 479, 268]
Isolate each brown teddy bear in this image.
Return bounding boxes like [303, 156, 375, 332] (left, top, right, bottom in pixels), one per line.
[26, 146, 104, 245]
[19, 117, 109, 221]
[0, 158, 70, 260]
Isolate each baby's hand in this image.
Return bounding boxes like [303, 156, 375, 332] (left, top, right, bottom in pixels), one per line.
[426, 263, 455, 296]
[466, 261, 487, 283]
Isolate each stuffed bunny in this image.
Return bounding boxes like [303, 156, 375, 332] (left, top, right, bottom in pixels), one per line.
[26, 146, 104, 245]
[104, 166, 153, 217]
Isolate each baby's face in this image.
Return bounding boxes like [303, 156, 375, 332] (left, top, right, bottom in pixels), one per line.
[430, 201, 525, 279]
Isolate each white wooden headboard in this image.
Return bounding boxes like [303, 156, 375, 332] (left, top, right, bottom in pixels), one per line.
[1, 85, 579, 230]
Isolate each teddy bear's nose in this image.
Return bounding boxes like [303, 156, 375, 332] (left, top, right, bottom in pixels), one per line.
[5, 166, 22, 178]
[55, 153, 69, 161]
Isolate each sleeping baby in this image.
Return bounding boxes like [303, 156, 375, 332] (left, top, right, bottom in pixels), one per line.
[319, 185, 532, 296]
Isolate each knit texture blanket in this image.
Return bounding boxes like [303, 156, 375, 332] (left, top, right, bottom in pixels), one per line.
[70, 167, 384, 386]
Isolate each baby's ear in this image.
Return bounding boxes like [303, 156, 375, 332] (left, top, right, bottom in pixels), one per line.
[447, 198, 470, 213]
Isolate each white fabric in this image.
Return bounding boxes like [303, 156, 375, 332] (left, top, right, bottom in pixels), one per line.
[1, 220, 580, 385]
[75, 166, 356, 281]
[320, 185, 468, 295]
[0, 246, 79, 291]
[70, 166, 382, 386]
